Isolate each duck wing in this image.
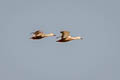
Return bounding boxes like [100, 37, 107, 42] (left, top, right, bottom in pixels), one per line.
[33, 30, 44, 36]
[60, 31, 70, 39]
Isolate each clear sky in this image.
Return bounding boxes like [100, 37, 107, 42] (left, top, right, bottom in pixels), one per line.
[0, 0, 120, 80]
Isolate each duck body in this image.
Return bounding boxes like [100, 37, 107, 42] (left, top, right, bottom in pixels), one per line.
[31, 36, 44, 40]
[56, 36, 73, 42]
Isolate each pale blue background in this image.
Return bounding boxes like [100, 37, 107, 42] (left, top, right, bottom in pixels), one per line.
[0, 0, 120, 80]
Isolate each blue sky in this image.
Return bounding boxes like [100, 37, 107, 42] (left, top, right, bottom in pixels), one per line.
[0, 0, 120, 80]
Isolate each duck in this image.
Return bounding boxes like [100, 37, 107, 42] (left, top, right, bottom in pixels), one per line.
[56, 31, 83, 42]
[30, 30, 56, 40]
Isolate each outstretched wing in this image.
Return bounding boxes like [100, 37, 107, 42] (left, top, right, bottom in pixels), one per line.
[60, 31, 70, 39]
[33, 30, 42, 35]
[33, 30, 44, 36]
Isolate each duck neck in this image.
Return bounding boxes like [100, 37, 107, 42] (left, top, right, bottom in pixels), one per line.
[44, 33, 53, 37]
[71, 37, 80, 40]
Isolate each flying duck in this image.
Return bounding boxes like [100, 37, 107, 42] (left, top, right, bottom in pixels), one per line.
[56, 31, 83, 42]
[30, 30, 56, 40]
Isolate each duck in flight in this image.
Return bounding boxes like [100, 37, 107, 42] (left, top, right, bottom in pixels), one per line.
[56, 31, 83, 42]
[30, 30, 56, 40]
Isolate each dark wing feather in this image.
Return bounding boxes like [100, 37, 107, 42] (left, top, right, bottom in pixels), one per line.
[60, 31, 70, 39]
[33, 30, 44, 36]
